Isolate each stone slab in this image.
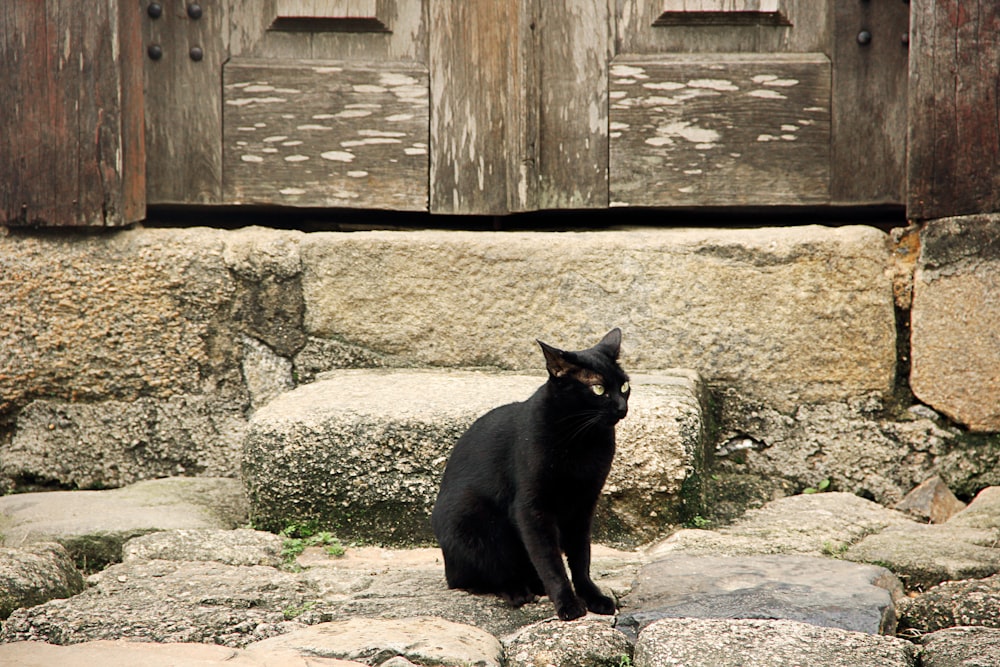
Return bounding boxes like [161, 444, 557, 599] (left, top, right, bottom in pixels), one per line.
[646, 492, 915, 558]
[911, 214, 1000, 431]
[122, 529, 284, 567]
[0, 478, 247, 570]
[845, 486, 1000, 589]
[0, 542, 84, 619]
[243, 369, 707, 546]
[616, 554, 902, 640]
[504, 618, 631, 667]
[300, 226, 896, 412]
[899, 574, 1000, 634]
[0, 640, 365, 667]
[3, 396, 248, 489]
[245, 617, 503, 667]
[633, 618, 916, 667]
[919, 626, 1000, 667]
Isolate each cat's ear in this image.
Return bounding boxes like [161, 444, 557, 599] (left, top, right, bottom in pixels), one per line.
[596, 328, 622, 360]
[538, 340, 578, 378]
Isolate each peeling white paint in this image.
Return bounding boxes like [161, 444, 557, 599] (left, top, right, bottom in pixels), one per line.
[336, 110, 373, 118]
[297, 124, 332, 131]
[659, 121, 721, 145]
[226, 97, 287, 106]
[284, 155, 309, 162]
[312, 67, 344, 74]
[279, 188, 307, 196]
[610, 122, 630, 131]
[387, 113, 415, 122]
[748, 89, 786, 100]
[645, 137, 674, 147]
[358, 130, 408, 138]
[687, 79, 739, 92]
[282, 140, 303, 146]
[353, 84, 387, 94]
[347, 170, 369, 178]
[757, 134, 779, 142]
[380, 73, 419, 87]
[644, 81, 686, 91]
[341, 138, 403, 147]
[240, 154, 264, 163]
[609, 90, 628, 100]
[404, 147, 428, 156]
[611, 64, 646, 78]
[320, 151, 355, 162]
[263, 136, 289, 143]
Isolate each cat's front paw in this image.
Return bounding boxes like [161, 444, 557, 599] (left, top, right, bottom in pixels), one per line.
[553, 591, 587, 621]
[582, 592, 616, 615]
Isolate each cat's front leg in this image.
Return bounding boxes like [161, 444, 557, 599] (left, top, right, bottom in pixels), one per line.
[563, 520, 616, 615]
[514, 506, 586, 620]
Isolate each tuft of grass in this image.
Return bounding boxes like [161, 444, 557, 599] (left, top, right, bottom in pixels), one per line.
[279, 521, 346, 569]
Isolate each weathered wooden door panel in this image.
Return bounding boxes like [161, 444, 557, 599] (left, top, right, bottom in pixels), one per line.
[611, 1, 832, 207]
[830, 0, 909, 205]
[223, 59, 428, 209]
[143, 0, 226, 204]
[2, 0, 145, 227]
[230, 0, 426, 61]
[610, 54, 830, 207]
[429, 0, 611, 214]
[908, 0, 1000, 220]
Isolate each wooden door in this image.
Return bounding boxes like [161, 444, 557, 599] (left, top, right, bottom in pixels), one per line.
[610, 0, 909, 208]
[1, 1, 145, 227]
[134, 0, 912, 215]
[141, 0, 428, 210]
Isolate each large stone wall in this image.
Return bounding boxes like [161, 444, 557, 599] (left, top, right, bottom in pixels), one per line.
[1, 221, 996, 505]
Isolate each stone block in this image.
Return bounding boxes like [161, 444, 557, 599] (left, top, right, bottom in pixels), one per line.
[2, 396, 247, 489]
[242, 369, 708, 546]
[911, 215, 1000, 431]
[0, 477, 248, 571]
[633, 618, 916, 667]
[300, 226, 896, 411]
[0, 228, 246, 413]
[616, 554, 902, 639]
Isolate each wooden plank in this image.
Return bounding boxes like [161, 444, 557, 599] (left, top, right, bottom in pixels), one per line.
[655, 0, 790, 26]
[1, 0, 144, 227]
[609, 53, 830, 207]
[617, 0, 828, 55]
[908, 0, 1000, 220]
[144, 0, 225, 204]
[429, 0, 523, 214]
[829, 0, 908, 205]
[536, 0, 611, 209]
[222, 59, 428, 210]
[231, 0, 417, 63]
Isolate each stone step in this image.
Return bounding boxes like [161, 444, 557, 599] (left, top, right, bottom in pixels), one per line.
[243, 369, 708, 547]
[0, 478, 248, 572]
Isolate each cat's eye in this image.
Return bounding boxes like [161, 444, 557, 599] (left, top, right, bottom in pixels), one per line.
[621, 381, 630, 394]
[590, 384, 605, 396]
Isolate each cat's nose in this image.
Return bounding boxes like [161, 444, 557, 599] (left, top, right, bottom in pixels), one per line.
[615, 398, 628, 420]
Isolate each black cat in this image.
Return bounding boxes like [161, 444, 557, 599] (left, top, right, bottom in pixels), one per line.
[431, 328, 630, 620]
